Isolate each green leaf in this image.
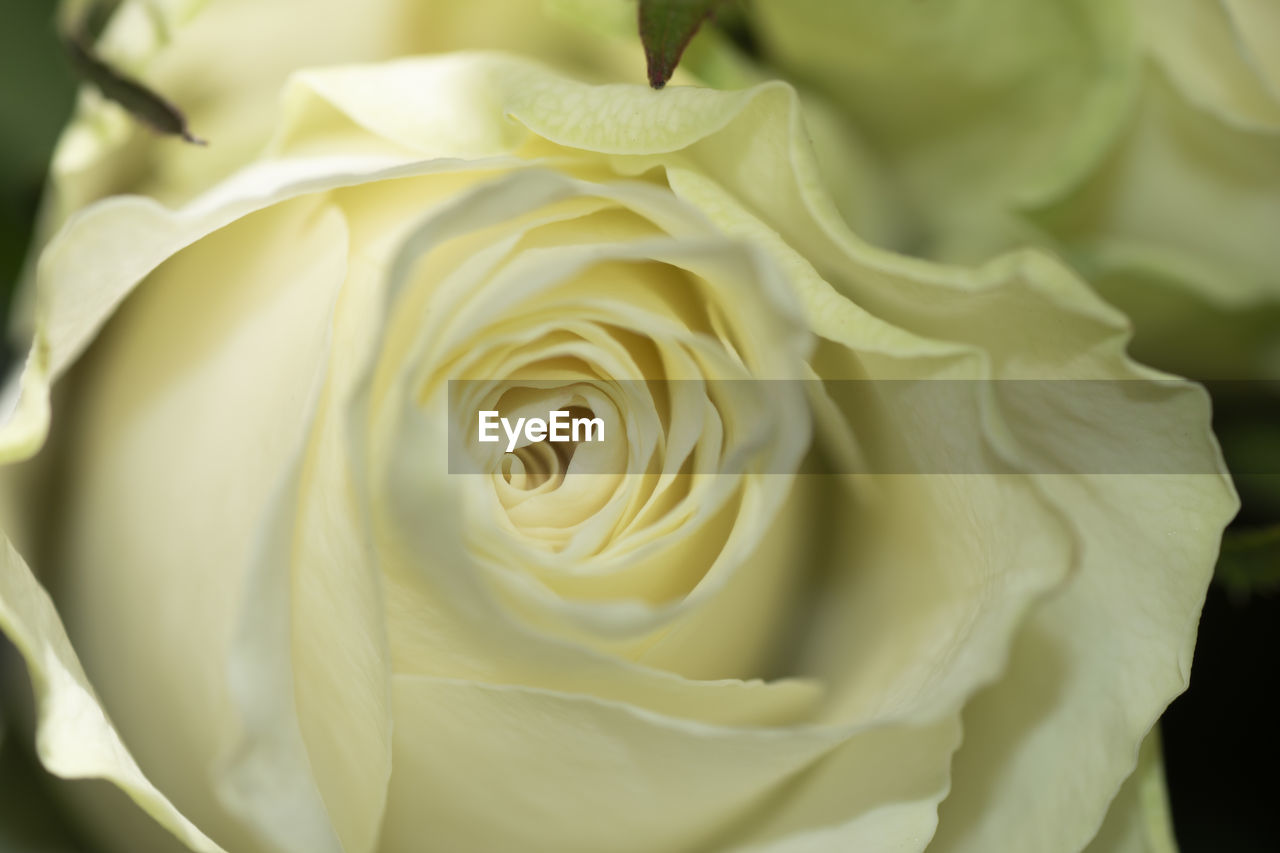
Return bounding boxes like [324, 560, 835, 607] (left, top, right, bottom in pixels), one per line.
[1215, 525, 1280, 598]
[638, 0, 726, 89]
[61, 3, 203, 145]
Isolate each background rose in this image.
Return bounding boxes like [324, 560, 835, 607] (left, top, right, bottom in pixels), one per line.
[752, 0, 1280, 381]
[0, 4, 1241, 853]
[37, 0, 637, 230]
[20, 0, 902, 291]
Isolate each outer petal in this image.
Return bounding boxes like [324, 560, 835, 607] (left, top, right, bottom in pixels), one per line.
[380, 676, 857, 853]
[930, 468, 1235, 853]
[49, 195, 350, 852]
[379, 669, 961, 853]
[1080, 728, 1178, 853]
[0, 536, 224, 852]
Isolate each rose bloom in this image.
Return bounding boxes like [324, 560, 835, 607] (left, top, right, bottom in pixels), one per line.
[754, 0, 1280, 380]
[0, 3, 1238, 853]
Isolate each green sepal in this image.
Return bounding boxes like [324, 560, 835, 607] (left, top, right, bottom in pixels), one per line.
[638, 0, 726, 89]
[61, 1, 203, 145]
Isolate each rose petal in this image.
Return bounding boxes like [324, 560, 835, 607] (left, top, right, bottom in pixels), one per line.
[729, 719, 959, 853]
[380, 675, 954, 853]
[930, 470, 1234, 853]
[1079, 727, 1178, 853]
[0, 537, 224, 852]
[52, 197, 352, 851]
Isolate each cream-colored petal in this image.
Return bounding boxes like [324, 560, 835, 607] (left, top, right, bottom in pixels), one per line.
[1080, 727, 1179, 853]
[732, 718, 959, 853]
[274, 54, 777, 162]
[931, 469, 1235, 853]
[287, 259, 396, 853]
[221, 227, 397, 853]
[54, 196, 349, 851]
[39, 153, 493, 379]
[0, 537, 223, 852]
[29, 146, 527, 452]
[219, 462, 345, 853]
[379, 675, 954, 853]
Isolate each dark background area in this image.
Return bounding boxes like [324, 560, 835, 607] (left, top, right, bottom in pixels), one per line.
[1164, 584, 1280, 852]
[1, 0, 1278, 850]
[0, 0, 74, 317]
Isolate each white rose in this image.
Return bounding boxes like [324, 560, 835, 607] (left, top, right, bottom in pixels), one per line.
[0, 6, 1236, 853]
[752, 0, 1280, 379]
